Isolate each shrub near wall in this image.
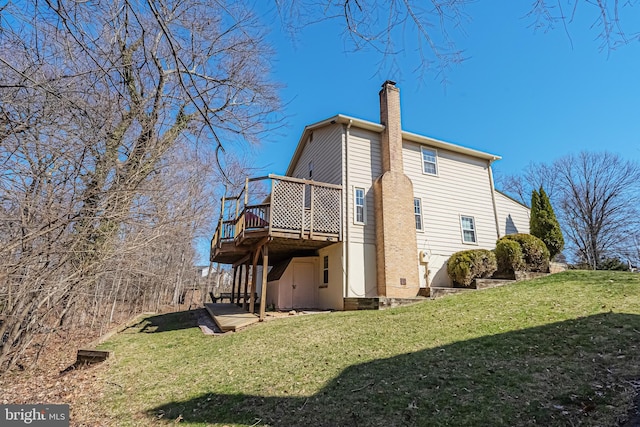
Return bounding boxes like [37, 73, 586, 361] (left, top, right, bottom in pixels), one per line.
[495, 239, 524, 274]
[447, 249, 497, 288]
[496, 234, 550, 274]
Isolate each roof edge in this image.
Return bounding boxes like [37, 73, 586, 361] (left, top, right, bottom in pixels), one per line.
[402, 130, 501, 161]
[285, 114, 501, 176]
[285, 115, 382, 176]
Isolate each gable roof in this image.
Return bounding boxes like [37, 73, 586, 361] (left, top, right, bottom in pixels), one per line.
[285, 114, 501, 176]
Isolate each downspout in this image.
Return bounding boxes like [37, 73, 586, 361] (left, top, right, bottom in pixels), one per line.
[487, 158, 501, 239]
[343, 119, 353, 301]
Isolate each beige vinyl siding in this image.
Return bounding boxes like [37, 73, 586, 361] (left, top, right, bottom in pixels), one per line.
[495, 191, 530, 236]
[342, 126, 380, 298]
[404, 141, 498, 251]
[289, 123, 343, 185]
[403, 141, 499, 287]
[346, 241, 377, 297]
[346, 127, 381, 245]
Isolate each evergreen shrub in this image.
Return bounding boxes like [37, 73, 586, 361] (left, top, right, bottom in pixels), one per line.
[447, 249, 497, 287]
[496, 234, 550, 273]
[495, 239, 524, 273]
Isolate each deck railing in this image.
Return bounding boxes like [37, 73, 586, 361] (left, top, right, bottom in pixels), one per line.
[235, 203, 270, 238]
[211, 174, 342, 252]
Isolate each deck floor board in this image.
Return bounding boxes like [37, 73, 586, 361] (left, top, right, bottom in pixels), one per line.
[204, 303, 259, 332]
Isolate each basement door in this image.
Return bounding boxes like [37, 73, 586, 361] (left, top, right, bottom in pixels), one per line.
[292, 261, 317, 309]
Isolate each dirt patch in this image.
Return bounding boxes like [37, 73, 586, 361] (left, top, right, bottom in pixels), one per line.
[0, 305, 193, 426]
[0, 327, 110, 426]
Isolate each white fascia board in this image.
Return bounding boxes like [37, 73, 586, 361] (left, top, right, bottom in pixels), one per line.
[284, 114, 501, 176]
[401, 130, 501, 162]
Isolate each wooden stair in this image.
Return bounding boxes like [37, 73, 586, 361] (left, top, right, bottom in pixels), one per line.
[204, 303, 259, 332]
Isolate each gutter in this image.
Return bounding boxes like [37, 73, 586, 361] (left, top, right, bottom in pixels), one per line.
[487, 158, 501, 239]
[343, 119, 353, 301]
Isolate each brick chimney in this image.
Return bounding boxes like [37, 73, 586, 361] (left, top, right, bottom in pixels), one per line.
[373, 81, 420, 298]
[379, 80, 404, 173]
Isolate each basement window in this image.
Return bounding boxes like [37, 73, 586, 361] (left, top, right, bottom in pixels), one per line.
[323, 256, 329, 285]
[421, 147, 438, 176]
[460, 215, 477, 244]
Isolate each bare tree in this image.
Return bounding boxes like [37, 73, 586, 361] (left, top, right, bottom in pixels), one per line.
[276, 0, 470, 78]
[2, 0, 639, 372]
[276, 1, 640, 79]
[555, 152, 640, 268]
[0, 0, 279, 370]
[525, 0, 640, 52]
[498, 152, 640, 268]
[498, 161, 561, 206]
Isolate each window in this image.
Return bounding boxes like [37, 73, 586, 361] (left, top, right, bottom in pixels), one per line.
[460, 216, 477, 244]
[308, 160, 313, 179]
[421, 147, 438, 175]
[414, 198, 423, 231]
[323, 256, 329, 285]
[354, 187, 365, 224]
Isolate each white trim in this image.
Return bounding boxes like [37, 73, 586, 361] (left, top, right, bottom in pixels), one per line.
[460, 215, 478, 244]
[353, 186, 366, 225]
[421, 147, 438, 176]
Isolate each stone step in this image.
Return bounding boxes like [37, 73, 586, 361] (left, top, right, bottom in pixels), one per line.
[431, 271, 553, 299]
[429, 287, 475, 299]
[474, 278, 515, 289]
[343, 296, 428, 310]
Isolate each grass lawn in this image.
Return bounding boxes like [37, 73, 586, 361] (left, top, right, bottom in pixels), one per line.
[96, 271, 640, 426]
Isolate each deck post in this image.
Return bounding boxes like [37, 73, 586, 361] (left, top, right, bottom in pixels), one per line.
[268, 178, 274, 235]
[231, 265, 237, 304]
[236, 264, 244, 306]
[244, 177, 249, 207]
[236, 264, 242, 305]
[249, 250, 258, 314]
[259, 245, 269, 321]
[309, 183, 315, 239]
[219, 195, 226, 220]
[215, 262, 222, 292]
[243, 260, 250, 310]
[300, 182, 305, 238]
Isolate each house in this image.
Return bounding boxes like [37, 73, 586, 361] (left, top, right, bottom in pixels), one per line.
[210, 81, 529, 318]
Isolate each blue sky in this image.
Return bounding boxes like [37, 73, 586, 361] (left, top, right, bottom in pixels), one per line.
[248, 2, 640, 180]
[199, 3, 640, 265]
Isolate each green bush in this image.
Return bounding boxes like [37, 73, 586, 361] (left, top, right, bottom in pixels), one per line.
[495, 239, 524, 273]
[447, 249, 497, 287]
[496, 234, 550, 273]
[597, 257, 629, 271]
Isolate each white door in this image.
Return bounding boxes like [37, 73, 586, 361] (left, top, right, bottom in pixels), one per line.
[292, 262, 316, 309]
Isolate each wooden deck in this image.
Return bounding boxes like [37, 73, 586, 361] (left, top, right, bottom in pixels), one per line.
[204, 303, 259, 332]
[210, 174, 342, 265]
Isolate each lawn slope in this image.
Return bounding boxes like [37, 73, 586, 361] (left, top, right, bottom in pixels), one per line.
[97, 271, 640, 426]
